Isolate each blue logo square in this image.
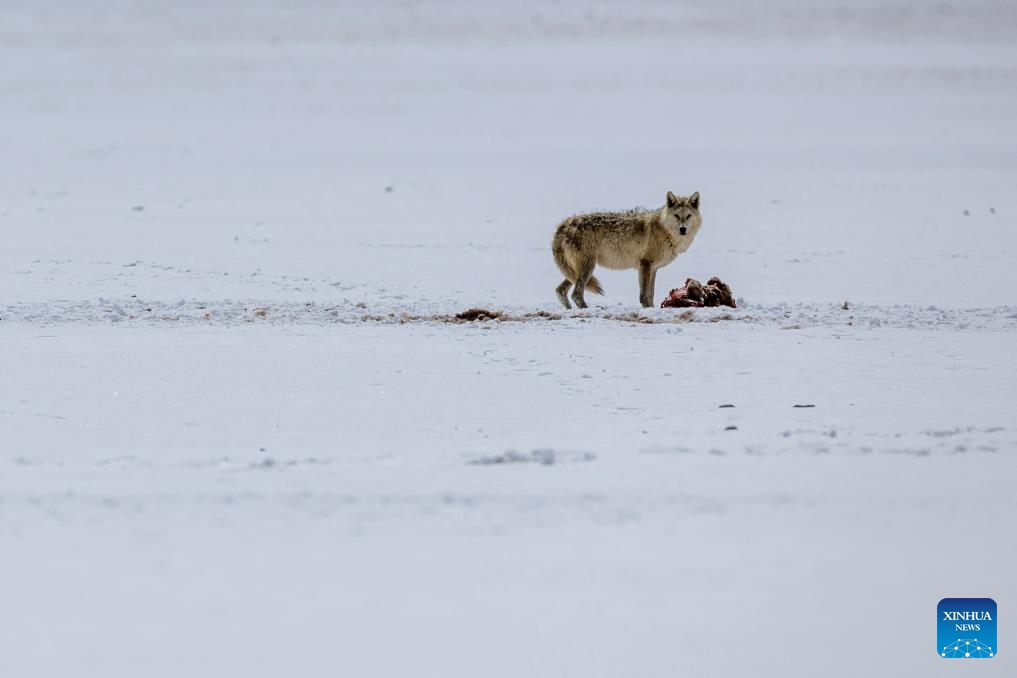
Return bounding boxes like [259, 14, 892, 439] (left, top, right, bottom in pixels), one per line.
[938, 598, 996, 658]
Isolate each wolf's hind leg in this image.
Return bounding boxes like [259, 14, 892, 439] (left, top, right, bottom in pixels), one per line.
[570, 259, 595, 309]
[555, 279, 573, 309]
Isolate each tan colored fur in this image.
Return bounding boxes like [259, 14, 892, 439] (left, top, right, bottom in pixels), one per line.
[551, 191, 702, 308]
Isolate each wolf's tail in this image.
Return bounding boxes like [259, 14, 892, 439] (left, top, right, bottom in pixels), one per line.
[552, 231, 605, 296]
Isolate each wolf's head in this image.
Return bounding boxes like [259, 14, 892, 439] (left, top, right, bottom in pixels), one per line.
[665, 191, 701, 237]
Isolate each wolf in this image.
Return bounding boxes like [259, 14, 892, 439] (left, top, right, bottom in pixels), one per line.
[551, 191, 702, 308]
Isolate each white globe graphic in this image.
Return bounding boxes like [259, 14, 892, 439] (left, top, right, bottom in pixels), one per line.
[941, 639, 993, 658]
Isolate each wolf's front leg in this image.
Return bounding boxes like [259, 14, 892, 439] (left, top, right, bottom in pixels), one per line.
[638, 260, 654, 307]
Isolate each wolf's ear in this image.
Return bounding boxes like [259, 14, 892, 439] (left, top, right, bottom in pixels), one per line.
[666, 191, 679, 208]
[689, 191, 700, 209]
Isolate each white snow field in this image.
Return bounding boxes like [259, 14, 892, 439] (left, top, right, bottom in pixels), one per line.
[2, 1, 1016, 676]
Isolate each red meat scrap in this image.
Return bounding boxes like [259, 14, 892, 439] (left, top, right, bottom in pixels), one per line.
[660, 277, 736, 308]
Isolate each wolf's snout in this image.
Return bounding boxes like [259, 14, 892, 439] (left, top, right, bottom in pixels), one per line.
[679, 226, 688, 235]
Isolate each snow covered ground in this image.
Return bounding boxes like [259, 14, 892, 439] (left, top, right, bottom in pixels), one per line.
[2, 1, 1016, 676]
